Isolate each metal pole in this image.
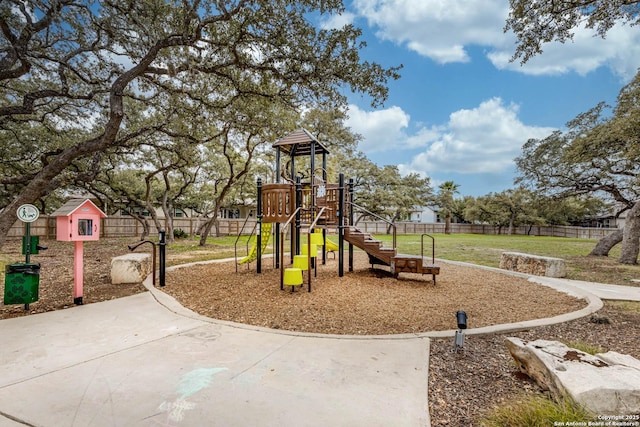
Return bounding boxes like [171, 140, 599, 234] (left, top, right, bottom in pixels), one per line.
[256, 178, 262, 274]
[24, 222, 31, 310]
[25, 222, 31, 264]
[274, 150, 281, 269]
[159, 230, 166, 287]
[338, 173, 344, 277]
[295, 176, 302, 259]
[348, 178, 354, 272]
[310, 141, 316, 224]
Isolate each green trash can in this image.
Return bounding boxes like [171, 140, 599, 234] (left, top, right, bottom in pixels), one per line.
[4, 263, 40, 305]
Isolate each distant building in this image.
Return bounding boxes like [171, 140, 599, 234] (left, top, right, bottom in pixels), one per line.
[118, 206, 194, 218]
[117, 205, 254, 220]
[408, 206, 440, 223]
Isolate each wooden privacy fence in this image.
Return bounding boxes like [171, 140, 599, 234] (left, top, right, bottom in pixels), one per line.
[354, 222, 618, 240]
[5, 216, 259, 239]
[6, 216, 618, 240]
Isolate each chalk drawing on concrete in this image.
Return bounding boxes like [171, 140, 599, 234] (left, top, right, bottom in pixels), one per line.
[154, 367, 227, 425]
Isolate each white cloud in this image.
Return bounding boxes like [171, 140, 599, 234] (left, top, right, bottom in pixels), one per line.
[346, 104, 444, 152]
[346, 105, 410, 151]
[353, 0, 508, 63]
[352, 0, 640, 79]
[348, 98, 556, 175]
[321, 12, 356, 30]
[488, 22, 640, 80]
[405, 98, 556, 174]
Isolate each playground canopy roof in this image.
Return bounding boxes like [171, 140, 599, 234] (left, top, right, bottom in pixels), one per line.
[272, 128, 330, 157]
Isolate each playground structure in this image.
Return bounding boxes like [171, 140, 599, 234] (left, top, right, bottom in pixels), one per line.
[235, 128, 440, 291]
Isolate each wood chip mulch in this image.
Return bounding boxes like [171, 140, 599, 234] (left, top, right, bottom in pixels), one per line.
[163, 252, 586, 335]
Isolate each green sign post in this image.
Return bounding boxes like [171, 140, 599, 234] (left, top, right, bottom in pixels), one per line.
[17, 204, 39, 263]
[4, 204, 43, 310]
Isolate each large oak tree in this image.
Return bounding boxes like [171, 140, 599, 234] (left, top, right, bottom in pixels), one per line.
[0, 0, 399, 247]
[506, 0, 640, 63]
[507, 0, 640, 263]
[516, 73, 640, 263]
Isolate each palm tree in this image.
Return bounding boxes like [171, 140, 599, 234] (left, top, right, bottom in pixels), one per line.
[438, 181, 460, 234]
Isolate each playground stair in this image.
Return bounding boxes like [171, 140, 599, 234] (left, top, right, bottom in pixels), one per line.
[344, 227, 396, 266]
[344, 226, 440, 284]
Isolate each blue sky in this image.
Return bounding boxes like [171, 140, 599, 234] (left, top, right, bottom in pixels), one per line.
[319, 0, 640, 197]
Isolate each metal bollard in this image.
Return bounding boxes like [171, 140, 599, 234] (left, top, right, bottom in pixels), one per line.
[159, 230, 166, 287]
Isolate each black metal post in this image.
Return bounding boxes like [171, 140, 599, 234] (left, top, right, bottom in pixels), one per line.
[24, 222, 31, 310]
[310, 141, 316, 223]
[338, 173, 344, 277]
[295, 176, 302, 258]
[257, 178, 262, 274]
[348, 178, 354, 272]
[24, 222, 31, 264]
[275, 150, 280, 269]
[291, 157, 297, 261]
[159, 230, 166, 287]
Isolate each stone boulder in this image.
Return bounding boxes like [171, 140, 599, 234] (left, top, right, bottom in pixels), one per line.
[111, 253, 152, 285]
[505, 338, 640, 415]
[500, 252, 566, 277]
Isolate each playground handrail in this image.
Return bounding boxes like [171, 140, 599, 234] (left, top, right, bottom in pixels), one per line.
[234, 210, 256, 272]
[281, 207, 302, 230]
[421, 233, 436, 265]
[308, 206, 326, 233]
[279, 206, 302, 258]
[347, 201, 397, 250]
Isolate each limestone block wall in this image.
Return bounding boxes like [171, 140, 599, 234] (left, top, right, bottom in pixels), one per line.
[499, 251, 566, 278]
[111, 253, 152, 284]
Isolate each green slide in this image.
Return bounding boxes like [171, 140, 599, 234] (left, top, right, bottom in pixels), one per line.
[325, 237, 339, 253]
[238, 222, 272, 265]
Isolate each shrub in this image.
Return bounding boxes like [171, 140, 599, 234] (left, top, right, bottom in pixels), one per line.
[173, 228, 188, 239]
[480, 394, 593, 427]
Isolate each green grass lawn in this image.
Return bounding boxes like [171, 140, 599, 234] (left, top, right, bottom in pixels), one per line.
[164, 232, 640, 286]
[372, 233, 638, 286]
[158, 232, 640, 286]
[374, 233, 615, 267]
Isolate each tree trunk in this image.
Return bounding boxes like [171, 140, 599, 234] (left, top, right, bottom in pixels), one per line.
[191, 216, 200, 240]
[195, 216, 209, 235]
[131, 214, 150, 240]
[0, 43, 152, 249]
[146, 206, 164, 240]
[508, 213, 515, 236]
[444, 210, 451, 235]
[619, 200, 640, 264]
[199, 216, 218, 245]
[589, 229, 623, 256]
[160, 204, 175, 244]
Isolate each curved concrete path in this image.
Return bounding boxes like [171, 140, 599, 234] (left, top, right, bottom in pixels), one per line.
[0, 259, 638, 427]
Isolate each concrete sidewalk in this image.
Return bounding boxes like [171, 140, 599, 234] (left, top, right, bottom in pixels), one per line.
[533, 276, 640, 302]
[2, 258, 639, 427]
[0, 289, 430, 427]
